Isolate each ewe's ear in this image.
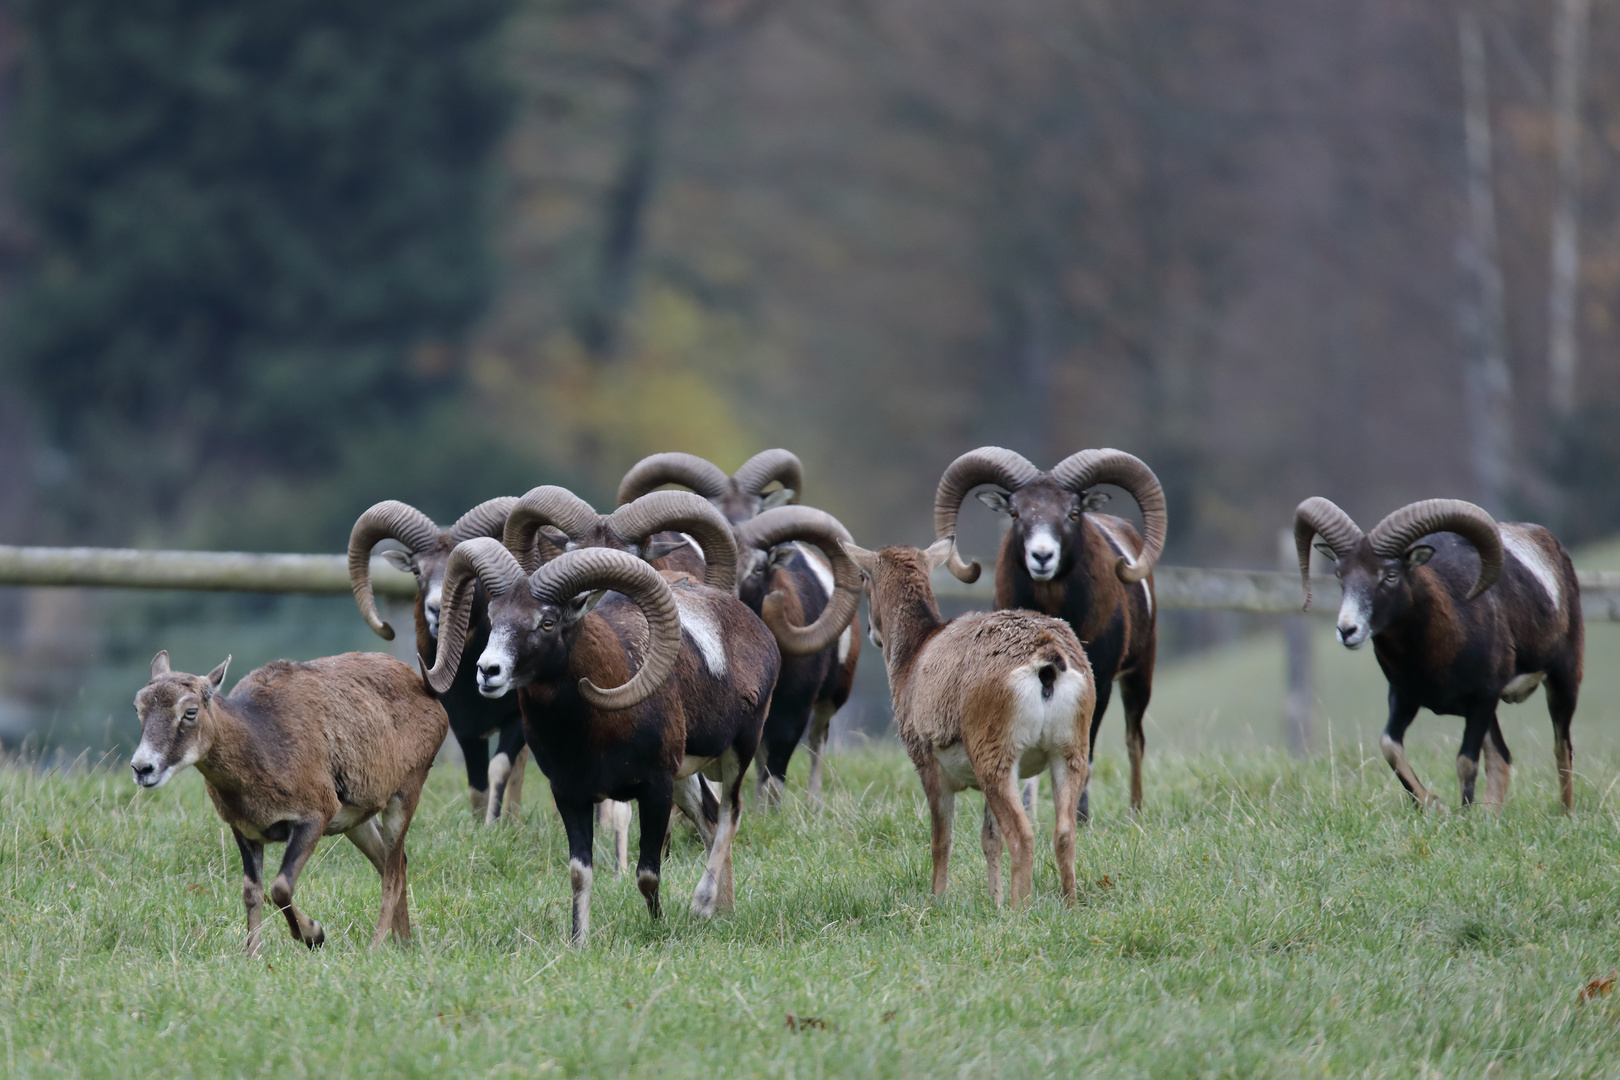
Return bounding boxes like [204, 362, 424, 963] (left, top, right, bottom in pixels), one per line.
[975, 490, 1012, 515]
[151, 650, 171, 679]
[1405, 545, 1435, 570]
[205, 656, 231, 698]
[925, 537, 956, 571]
[760, 488, 796, 510]
[382, 549, 415, 573]
[838, 540, 878, 577]
[1313, 542, 1339, 563]
[1082, 490, 1112, 513]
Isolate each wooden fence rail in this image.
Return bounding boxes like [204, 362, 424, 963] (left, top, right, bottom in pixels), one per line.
[3, 544, 1619, 618]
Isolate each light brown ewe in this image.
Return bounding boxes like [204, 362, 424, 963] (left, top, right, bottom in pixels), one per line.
[132, 651, 447, 954]
[843, 538, 1096, 906]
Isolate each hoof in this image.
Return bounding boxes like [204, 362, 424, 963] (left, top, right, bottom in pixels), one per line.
[306, 922, 326, 949]
[690, 873, 718, 919]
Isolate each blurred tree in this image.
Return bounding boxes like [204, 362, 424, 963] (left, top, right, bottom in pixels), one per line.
[7, 0, 513, 543]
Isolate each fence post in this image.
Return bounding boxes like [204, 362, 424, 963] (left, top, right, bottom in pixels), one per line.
[1279, 529, 1314, 757]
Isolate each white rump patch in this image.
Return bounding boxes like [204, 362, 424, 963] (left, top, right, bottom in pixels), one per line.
[674, 593, 727, 678]
[1501, 671, 1546, 704]
[1500, 526, 1560, 611]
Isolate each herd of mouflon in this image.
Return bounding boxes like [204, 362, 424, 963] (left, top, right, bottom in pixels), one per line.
[129, 448, 1584, 950]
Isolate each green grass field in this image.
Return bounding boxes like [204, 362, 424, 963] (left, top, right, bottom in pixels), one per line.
[3, 738, 1619, 1078]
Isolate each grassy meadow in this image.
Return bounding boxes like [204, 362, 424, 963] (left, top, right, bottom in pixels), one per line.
[3, 735, 1620, 1078]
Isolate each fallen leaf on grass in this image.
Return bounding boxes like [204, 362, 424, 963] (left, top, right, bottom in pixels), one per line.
[785, 1014, 827, 1032]
[1578, 973, 1616, 1003]
[1098, 875, 1114, 889]
[881, 1010, 897, 1023]
[186, 883, 207, 894]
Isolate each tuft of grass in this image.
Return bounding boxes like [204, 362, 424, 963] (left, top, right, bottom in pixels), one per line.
[2, 743, 1619, 1078]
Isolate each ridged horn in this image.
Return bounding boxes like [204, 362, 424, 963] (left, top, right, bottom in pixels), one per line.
[348, 501, 442, 641]
[529, 548, 682, 711]
[1051, 449, 1168, 584]
[607, 490, 738, 591]
[615, 452, 729, 505]
[502, 486, 601, 573]
[1368, 499, 1503, 601]
[735, 506, 861, 656]
[732, 449, 803, 501]
[425, 538, 526, 694]
[447, 497, 519, 544]
[932, 447, 1041, 582]
[1292, 497, 1364, 611]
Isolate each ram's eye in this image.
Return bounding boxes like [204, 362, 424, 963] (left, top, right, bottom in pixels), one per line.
[1069, 510, 1081, 521]
[1384, 570, 1400, 583]
[541, 618, 556, 631]
[182, 708, 198, 721]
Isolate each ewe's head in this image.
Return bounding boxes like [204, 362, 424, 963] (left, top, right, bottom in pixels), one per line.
[839, 538, 954, 656]
[131, 651, 229, 789]
[1294, 497, 1503, 650]
[933, 447, 1166, 586]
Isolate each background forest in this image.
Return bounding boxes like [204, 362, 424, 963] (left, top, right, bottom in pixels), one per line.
[1, 0, 1618, 749]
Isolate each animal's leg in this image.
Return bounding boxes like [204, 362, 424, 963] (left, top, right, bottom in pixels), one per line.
[1078, 677, 1115, 825]
[806, 699, 837, 811]
[692, 750, 745, 917]
[1020, 775, 1040, 822]
[458, 730, 491, 819]
[982, 768, 1035, 906]
[595, 801, 633, 872]
[1546, 667, 1578, 811]
[671, 774, 718, 856]
[979, 799, 1003, 906]
[269, 818, 329, 948]
[915, 753, 955, 897]
[1456, 707, 1492, 807]
[372, 787, 421, 946]
[1050, 752, 1086, 903]
[1120, 670, 1151, 814]
[557, 800, 596, 947]
[504, 744, 529, 814]
[232, 828, 266, 957]
[346, 819, 388, 873]
[487, 723, 529, 823]
[1481, 717, 1514, 810]
[1379, 692, 1435, 808]
[636, 778, 674, 921]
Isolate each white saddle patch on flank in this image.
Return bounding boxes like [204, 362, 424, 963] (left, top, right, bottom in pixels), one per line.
[1500, 671, 1546, 704]
[795, 542, 836, 597]
[1090, 517, 1152, 616]
[1499, 526, 1560, 610]
[673, 592, 727, 677]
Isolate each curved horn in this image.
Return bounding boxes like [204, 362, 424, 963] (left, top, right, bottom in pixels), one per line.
[607, 490, 739, 592]
[1050, 449, 1168, 584]
[1368, 499, 1503, 601]
[529, 548, 682, 711]
[735, 506, 861, 656]
[615, 452, 729, 505]
[348, 501, 442, 641]
[1292, 497, 1364, 611]
[932, 447, 1041, 582]
[425, 538, 526, 694]
[502, 486, 601, 573]
[732, 448, 803, 501]
[447, 496, 519, 544]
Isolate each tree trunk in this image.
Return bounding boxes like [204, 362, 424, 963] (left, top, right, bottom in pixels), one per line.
[1547, 0, 1588, 417]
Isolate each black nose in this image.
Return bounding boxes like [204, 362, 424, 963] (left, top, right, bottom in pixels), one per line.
[1339, 625, 1360, 642]
[133, 763, 154, 779]
[1032, 551, 1053, 565]
[478, 662, 503, 679]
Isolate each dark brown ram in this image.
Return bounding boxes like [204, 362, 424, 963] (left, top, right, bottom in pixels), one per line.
[1295, 497, 1583, 810]
[934, 447, 1166, 820]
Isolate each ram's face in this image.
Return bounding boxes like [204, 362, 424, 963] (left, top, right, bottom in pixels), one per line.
[475, 591, 587, 698]
[384, 541, 454, 639]
[1327, 542, 1432, 649]
[977, 478, 1087, 582]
